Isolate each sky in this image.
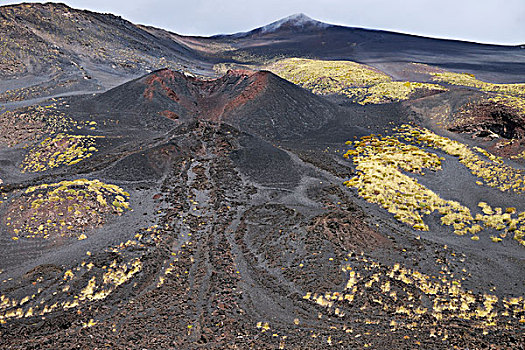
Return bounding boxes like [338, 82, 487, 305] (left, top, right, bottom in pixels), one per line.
[1, 0, 524, 45]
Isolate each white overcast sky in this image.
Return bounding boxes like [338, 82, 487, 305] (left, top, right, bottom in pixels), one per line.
[1, 0, 524, 45]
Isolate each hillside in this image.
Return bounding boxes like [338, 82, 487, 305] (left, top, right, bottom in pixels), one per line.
[0, 2, 207, 103]
[0, 3, 524, 349]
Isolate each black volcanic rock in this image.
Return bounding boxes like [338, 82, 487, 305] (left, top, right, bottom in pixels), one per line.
[0, 2, 208, 100]
[209, 15, 525, 82]
[0, 4, 524, 350]
[83, 68, 341, 139]
[1, 2, 525, 104]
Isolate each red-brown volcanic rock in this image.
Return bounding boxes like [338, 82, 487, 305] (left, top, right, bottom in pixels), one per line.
[143, 69, 268, 122]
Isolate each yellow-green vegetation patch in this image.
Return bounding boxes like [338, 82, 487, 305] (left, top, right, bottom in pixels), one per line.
[487, 94, 525, 116]
[0, 104, 76, 147]
[0, 254, 142, 323]
[6, 179, 130, 240]
[21, 133, 103, 172]
[430, 71, 525, 96]
[512, 149, 525, 160]
[266, 58, 446, 104]
[0, 258, 141, 323]
[266, 58, 391, 94]
[398, 125, 525, 193]
[343, 134, 472, 233]
[345, 81, 447, 105]
[343, 127, 525, 246]
[303, 254, 525, 331]
[0, 225, 165, 324]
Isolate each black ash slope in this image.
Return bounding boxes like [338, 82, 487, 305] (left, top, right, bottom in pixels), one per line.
[204, 14, 525, 82]
[0, 68, 523, 348]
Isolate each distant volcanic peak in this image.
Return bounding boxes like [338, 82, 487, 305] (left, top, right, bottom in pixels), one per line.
[223, 13, 331, 38]
[260, 13, 330, 33]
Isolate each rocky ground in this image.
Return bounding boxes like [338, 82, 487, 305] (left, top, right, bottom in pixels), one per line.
[0, 3, 524, 349]
[0, 69, 521, 349]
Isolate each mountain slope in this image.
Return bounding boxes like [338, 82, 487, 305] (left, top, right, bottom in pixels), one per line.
[80, 68, 342, 139]
[0, 2, 209, 102]
[205, 15, 525, 83]
[0, 66, 523, 349]
[1, 3, 524, 105]
[0, 4, 524, 349]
